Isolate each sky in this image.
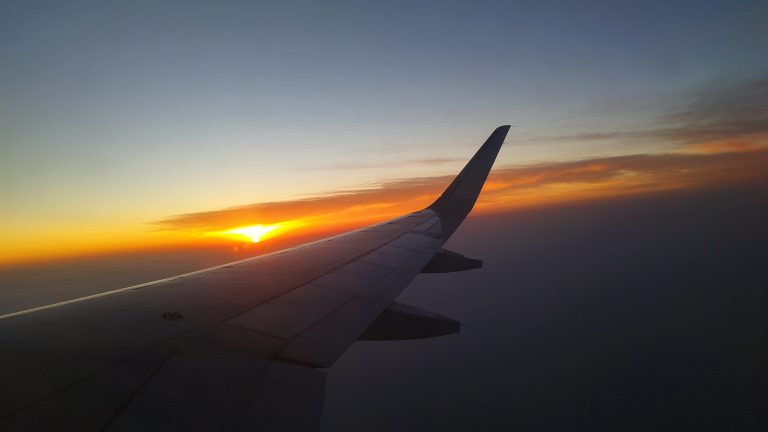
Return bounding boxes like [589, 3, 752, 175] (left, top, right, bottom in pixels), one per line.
[1, 0, 767, 266]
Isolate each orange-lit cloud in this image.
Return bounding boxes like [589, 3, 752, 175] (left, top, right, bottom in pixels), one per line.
[4, 144, 765, 268]
[155, 148, 768, 241]
[675, 137, 768, 154]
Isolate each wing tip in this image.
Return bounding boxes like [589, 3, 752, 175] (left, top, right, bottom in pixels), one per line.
[492, 125, 512, 142]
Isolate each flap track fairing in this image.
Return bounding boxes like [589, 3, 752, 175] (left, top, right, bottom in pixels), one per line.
[421, 249, 482, 273]
[358, 302, 460, 341]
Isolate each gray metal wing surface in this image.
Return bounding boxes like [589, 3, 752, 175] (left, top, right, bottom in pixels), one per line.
[0, 125, 510, 431]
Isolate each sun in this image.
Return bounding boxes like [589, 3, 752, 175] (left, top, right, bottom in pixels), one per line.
[220, 224, 280, 243]
[207, 219, 306, 244]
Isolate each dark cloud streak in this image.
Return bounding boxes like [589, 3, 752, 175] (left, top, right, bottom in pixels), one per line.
[155, 149, 768, 232]
[534, 77, 768, 147]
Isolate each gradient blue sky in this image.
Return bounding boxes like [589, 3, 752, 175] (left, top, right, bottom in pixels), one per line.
[1, 0, 766, 263]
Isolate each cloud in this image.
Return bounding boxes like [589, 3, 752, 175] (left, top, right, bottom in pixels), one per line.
[478, 150, 768, 208]
[155, 148, 768, 233]
[665, 78, 768, 143]
[537, 78, 768, 150]
[154, 174, 449, 232]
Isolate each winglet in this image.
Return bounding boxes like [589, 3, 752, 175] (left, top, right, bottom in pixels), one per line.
[428, 125, 510, 237]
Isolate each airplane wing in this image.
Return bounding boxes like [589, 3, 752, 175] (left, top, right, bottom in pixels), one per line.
[0, 125, 510, 431]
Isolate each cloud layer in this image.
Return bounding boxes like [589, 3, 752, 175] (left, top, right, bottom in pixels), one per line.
[156, 148, 768, 233]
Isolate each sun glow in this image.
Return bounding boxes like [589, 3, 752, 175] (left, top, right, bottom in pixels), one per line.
[207, 220, 306, 244]
[225, 225, 279, 243]
[216, 224, 281, 243]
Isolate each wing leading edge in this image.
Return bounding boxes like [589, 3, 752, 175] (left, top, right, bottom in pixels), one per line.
[0, 126, 510, 431]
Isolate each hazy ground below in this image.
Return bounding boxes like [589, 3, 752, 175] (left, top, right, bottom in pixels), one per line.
[322, 184, 768, 431]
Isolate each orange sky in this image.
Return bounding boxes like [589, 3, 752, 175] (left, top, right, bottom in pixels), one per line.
[4, 72, 768, 269]
[3, 137, 765, 268]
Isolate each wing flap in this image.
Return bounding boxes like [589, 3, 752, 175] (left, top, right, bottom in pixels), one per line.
[226, 284, 350, 339]
[104, 353, 325, 432]
[275, 243, 439, 367]
[107, 351, 264, 432]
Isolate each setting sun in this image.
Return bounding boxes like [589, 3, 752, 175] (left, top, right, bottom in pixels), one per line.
[206, 220, 307, 245]
[218, 224, 281, 243]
